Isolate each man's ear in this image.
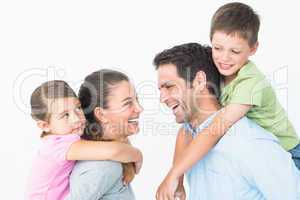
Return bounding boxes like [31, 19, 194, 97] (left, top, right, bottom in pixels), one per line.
[250, 42, 259, 56]
[37, 120, 50, 132]
[94, 107, 108, 124]
[192, 71, 207, 90]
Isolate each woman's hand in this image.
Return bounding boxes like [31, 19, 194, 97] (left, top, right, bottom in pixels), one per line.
[122, 163, 136, 185]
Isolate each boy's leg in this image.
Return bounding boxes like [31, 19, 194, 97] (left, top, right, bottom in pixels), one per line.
[289, 143, 300, 170]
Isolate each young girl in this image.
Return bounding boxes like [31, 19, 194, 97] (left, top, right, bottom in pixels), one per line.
[26, 80, 142, 200]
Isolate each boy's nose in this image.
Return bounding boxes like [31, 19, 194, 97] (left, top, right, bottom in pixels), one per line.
[220, 51, 231, 62]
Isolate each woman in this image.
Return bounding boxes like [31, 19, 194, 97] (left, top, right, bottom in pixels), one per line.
[66, 69, 143, 200]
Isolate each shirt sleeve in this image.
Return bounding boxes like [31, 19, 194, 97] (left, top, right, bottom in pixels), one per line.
[239, 140, 300, 199]
[51, 134, 81, 162]
[68, 161, 123, 200]
[228, 76, 267, 107]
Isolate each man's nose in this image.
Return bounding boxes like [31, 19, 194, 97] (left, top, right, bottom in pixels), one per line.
[160, 89, 169, 103]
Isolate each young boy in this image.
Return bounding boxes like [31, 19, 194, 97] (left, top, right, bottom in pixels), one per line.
[209, 1, 299, 165]
[156, 2, 300, 199]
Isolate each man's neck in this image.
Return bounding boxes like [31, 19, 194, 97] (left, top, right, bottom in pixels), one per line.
[190, 97, 221, 128]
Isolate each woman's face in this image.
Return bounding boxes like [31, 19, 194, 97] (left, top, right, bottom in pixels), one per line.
[101, 81, 143, 141]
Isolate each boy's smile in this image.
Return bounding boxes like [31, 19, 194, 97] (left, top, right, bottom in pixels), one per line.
[211, 31, 258, 84]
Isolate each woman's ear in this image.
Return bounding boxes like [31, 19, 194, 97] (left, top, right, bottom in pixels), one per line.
[94, 107, 108, 123]
[192, 71, 207, 90]
[37, 120, 50, 132]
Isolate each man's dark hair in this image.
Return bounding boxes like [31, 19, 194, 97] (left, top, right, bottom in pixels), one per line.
[153, 43, 220, 97]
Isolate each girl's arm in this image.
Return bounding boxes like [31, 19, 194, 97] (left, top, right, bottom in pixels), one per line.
[66, 139, 142, 163]
[170, 103, 252, 178]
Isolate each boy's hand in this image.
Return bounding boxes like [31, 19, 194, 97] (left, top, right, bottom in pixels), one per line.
[122, 163, 135, 185]
[156, 170, 179, 200]
[175, 184, 186, 200]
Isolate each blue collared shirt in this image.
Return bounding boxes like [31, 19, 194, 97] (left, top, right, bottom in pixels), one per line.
[184, 112, 300, 200]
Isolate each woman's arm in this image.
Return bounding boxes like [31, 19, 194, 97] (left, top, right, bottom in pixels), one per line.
[66, 139, 142, 163]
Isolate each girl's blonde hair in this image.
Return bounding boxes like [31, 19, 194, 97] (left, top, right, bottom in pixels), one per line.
[30, 80, 77, 137]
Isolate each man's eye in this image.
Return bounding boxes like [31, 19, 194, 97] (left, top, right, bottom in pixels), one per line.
[166, 85, 175, 89]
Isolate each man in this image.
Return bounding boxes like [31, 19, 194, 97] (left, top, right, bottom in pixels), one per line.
[154, 43, 300, 200]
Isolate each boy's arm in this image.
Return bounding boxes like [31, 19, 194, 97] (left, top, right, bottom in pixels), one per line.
[173, 127, 192, 182]
[173, 128, 191, 200]
[66, 140, 142, 163]
[171, 103, 252, 177]
[156, 128, 191, 200]
[156, 103, 251, 200]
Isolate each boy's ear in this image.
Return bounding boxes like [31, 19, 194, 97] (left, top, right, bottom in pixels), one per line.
[250, 42, 259, 56]
[37, 121, 50, 132]
[94, 107, 108, 124]
[192, 71, 207, 90]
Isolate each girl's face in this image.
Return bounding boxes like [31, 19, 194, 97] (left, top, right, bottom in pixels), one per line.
[45, 97, 86, 136]
[101, 81, 143, 141]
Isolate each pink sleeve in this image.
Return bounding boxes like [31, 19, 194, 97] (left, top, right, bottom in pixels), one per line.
[49, 134, 81, 162]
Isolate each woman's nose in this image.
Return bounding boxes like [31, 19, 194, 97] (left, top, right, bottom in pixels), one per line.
[134, 101, 144, 113]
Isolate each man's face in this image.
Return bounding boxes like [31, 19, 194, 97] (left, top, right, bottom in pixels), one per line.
[157, 64, 192, 123]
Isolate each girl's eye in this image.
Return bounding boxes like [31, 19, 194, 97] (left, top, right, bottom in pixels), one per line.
[62, 113, 69, 118]
[76, 106, 82, 111]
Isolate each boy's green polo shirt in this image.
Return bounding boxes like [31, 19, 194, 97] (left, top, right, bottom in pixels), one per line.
[220, 61, 299, 150]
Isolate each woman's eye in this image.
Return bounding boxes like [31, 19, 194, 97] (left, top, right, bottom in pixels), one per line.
[125, 101, 133, 106]
[213, 46, 220, 51]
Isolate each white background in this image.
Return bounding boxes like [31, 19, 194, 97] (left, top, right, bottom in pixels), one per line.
[1, 0, 299, 199]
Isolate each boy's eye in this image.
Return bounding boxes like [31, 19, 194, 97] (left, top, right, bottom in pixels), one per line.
[213, 46, 221, 51]
[232, 50, 241, 54]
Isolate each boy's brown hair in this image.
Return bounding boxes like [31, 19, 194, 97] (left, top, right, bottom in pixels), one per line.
[210, 2, 260, 47]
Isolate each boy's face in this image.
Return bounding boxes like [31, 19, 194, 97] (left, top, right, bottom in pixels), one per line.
[157, 64, 193, 123]
[211, 31, 258, 78]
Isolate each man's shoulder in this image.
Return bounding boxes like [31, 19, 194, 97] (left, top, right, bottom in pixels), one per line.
[215, 117, 278, 152]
